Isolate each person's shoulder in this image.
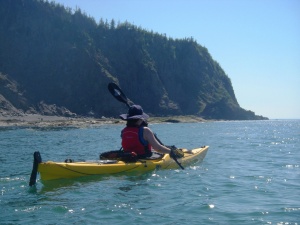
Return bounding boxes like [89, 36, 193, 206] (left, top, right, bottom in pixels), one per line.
[142, 126, 153, 134]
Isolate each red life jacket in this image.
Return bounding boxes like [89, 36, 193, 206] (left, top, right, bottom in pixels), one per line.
[121, 127, 152, 156]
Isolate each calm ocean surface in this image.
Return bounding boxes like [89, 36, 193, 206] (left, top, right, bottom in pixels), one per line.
[0, 120, 299, 225]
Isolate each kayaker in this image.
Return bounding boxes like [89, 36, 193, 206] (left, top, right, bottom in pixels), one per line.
[120, 105, 183, 159]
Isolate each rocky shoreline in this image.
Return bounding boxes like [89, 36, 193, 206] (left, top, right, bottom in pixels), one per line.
[0, 114, 207, 128]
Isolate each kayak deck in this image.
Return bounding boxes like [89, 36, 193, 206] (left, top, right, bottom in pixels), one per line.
[37, 146, 209, 181]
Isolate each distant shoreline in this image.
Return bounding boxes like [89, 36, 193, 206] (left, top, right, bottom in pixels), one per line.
[0, 114, 208, 128]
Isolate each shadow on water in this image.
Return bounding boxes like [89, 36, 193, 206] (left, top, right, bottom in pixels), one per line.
[30, 172, 153, 194]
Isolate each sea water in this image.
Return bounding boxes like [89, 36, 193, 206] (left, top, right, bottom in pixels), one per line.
[0, 120, 299, 224]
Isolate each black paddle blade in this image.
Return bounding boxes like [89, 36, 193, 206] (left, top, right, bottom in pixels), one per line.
[29, 151, 42, 186]
[108, 82, 130, 108]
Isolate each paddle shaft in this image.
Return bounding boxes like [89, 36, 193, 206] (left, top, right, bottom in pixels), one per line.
[154, 134, 184, 170]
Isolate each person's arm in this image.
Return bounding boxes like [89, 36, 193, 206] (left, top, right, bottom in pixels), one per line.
[143, 127, 171, 154]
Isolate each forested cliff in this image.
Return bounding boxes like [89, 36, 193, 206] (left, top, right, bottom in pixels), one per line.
[0, 0, 267, 120]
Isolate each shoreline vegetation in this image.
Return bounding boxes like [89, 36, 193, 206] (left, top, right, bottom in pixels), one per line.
[0, 114, 208, 128]
[0, 1, 268, 122]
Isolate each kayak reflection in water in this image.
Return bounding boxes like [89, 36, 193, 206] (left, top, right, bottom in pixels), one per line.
[120, 105, 183, 159]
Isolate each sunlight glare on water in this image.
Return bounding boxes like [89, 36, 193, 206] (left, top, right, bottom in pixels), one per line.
[0, 120, 299, 224]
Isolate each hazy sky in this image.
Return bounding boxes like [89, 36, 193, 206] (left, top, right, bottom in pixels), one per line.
[54, 0, 300, 119]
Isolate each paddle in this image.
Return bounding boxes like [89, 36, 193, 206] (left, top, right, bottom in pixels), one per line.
[108, 82, 130, 108]
[108, 82, 184, 170]
[29, 151, 42, 186]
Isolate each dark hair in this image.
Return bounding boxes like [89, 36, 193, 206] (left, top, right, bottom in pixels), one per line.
[126, 119, 140, 127]
[126, 119, 148, 127]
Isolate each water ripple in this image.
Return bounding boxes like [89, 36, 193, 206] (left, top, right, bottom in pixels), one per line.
[0, 120, 299, 224]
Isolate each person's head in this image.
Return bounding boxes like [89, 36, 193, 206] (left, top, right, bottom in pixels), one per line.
[120, 105, 149, 127]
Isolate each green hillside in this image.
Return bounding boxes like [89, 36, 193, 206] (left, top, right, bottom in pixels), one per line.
[0, 0, 267, 120]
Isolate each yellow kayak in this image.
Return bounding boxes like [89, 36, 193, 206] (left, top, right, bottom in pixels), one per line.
[30, 146, 208, 183]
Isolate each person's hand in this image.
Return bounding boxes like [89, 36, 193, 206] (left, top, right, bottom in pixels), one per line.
[169, 146, 184, 159]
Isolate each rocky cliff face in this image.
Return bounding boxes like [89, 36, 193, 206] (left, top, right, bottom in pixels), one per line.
[0, 73, 29, 116]
[0, 0, 267, 120]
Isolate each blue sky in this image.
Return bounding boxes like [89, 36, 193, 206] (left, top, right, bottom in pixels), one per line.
[54, 0, 300, 119]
